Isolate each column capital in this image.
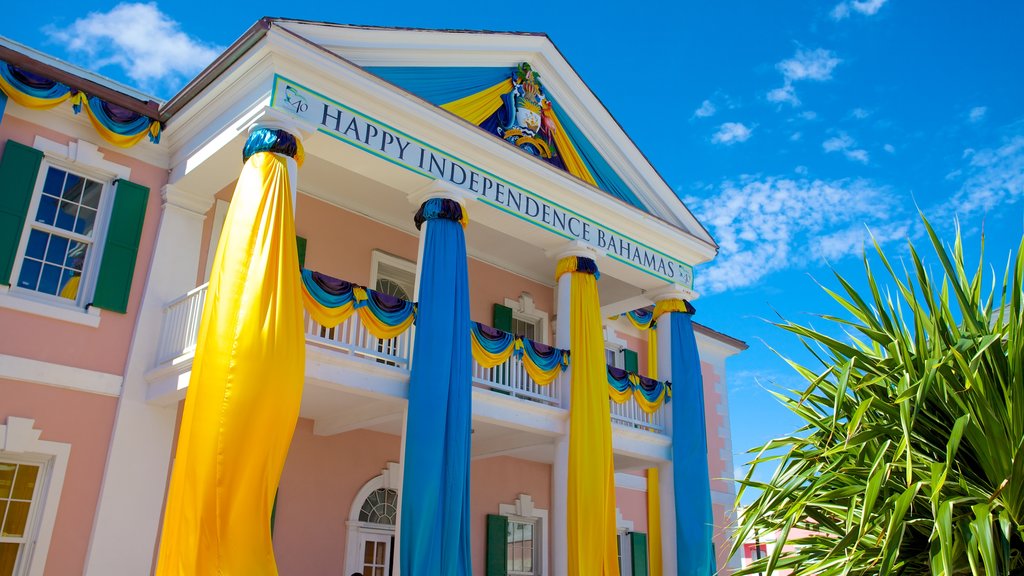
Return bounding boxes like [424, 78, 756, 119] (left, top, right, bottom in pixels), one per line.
[647, 284, 698, 304]
[248, 106, 318, 144]
[161, 184, 213, 216]
[545, 240, 598, 262]
[408, 179, 468, 207]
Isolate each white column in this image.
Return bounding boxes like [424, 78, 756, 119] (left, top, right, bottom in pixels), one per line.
[84, 185, 212, 576]
[649, 287, 691, 576]
[548, 241, 597, 576]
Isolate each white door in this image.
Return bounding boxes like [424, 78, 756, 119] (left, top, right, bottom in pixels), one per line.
[357, 531, 393, 576]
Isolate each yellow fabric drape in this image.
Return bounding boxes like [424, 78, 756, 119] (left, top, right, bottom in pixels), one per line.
[301, 288, 357, 327]
[71, 91, 156, 148]
[543, 109, 599, 187]
[647, 468, 663, 576]
[521, 352, 562, 386]
[470, 334, 515, 369]
[441, 78, 513, 126]
[560, 258, 620, 576]
[0, 77, 70, 110]
[653, 298, 689, 322]
[156, 151, 305, 576]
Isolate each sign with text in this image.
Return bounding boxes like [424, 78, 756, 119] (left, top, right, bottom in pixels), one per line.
[271, 75, 694, 288]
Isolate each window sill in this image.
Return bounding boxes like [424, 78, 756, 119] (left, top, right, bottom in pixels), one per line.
[0, 287, 101, 327]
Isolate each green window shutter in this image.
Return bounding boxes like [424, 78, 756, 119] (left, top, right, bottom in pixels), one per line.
[92, 180, 149, 313]
[493, 303, 513, 332]
[624, 348, 639, 373]
[630, 532, 649, 576]
[485, 514, 508, 576]
[0, 140, 43, 286]
[296, 235, 307, 269]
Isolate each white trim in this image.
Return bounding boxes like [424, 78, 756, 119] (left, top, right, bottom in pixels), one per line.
[504, 292, 550, 344]
[369, 250, 416, 299]
[31, 136, 131, 181]
[0, 417, 71, 576]
[203, 199, 230, 283]
[0, 353, 122, 396]
[614, 472, 647, 492]
[345, 463, 401, 575]
[0, 286, 101, 327]
[499, 493, 549, 576]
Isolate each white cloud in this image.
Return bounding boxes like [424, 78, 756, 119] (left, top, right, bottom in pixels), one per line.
[823, 132, 870, 163]
[832, 0, 888, 20]
[712, 122, 753, 145]
[778, 48, 841, 83]
[799, 111, 819, 121]
[767, 84, 800, 106]
[944, 135, 1024, 216]
[969, 106, 988, 123]
[767, 49, 840, 107]
[883, 143, 896, 153]
[790, 132, 803, 141]
[694, 99, 717, 118]
[44, 2, 223, 95]
[686, 176, 899, 293]
[851, 107, 870, 119]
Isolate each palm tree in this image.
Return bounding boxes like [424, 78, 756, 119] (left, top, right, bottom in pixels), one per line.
[731, 219, 1023, 575]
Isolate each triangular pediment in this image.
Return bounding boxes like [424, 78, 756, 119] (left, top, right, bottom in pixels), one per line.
[271, 20, 716, 248]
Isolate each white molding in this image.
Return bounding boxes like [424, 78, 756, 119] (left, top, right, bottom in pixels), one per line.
[0, 287, 102, 327]
[407, 178, 469, 206]
[499, 493, 550, 576]
[0, 353, 122, 396]
[161, 184, 213, 216]
[614, 472, 647, 492]
[615, 507, 635, 532]
[0, 417, 71, 576]
[345, 464, 401, 575]
[504, 292, 549, 345]
[203, 200, 230, 283]
[369, 249, 417, 299]
[32, 136, 131, 181]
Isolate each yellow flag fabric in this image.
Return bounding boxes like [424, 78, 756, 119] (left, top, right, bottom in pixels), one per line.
[441, 78, 513, 126]
[561, 258, 620, 576]
[647, 468, 663, 576]
[544, 110, 599, 188]
[156, 151, 305, 576]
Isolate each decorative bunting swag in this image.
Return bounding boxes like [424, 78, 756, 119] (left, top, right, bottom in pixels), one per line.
[0, 60, 161, 147]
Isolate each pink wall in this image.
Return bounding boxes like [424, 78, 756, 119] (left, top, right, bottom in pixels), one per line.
[470, 456, 552, 576]
[274, 421, 402, 575]
[616, 483, 649, 534]
[196, 191, 555, 336]
[0, 116, 166, 376]
[0, 378, 117, 576]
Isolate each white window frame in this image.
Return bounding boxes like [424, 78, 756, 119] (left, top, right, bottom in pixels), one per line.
[345, 462, 401, 576]
[504, 292, 549, 344]
[0, 417, 71, 576]
[616, 508, 635, 576]
[499, 493, 548, 576]
[369, 250, 416, 301]
[0, 137, 130, 327]
[604, 326, 628, 369]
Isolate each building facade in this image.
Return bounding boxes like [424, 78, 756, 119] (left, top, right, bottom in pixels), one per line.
[0, 19, 745, 576]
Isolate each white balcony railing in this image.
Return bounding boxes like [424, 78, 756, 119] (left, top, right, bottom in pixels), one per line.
[155, 284, 663, 427]
[471, 355, 562, 407]
[610, 397, 666, 433]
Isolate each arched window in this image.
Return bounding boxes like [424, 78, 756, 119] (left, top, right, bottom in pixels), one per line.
[345, 463, 401, 576]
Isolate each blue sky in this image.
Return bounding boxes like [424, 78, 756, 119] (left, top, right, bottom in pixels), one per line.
[5, 2, 1023, 500]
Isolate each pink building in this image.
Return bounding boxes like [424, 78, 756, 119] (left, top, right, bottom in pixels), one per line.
[0, 20, 745, 576]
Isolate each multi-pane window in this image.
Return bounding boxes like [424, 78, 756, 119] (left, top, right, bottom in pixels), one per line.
[15, 166, 104, 303]
[358, 488, 398, 526]
[507, 518, 537, 576]
[0, 461, 41, 576]
[510, 316, 539, 341]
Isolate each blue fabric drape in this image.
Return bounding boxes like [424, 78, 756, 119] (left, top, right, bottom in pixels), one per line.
[0, 91, 5, 124]
[365, 66, 512, 106]
[548, 99, 646, 210]
[400, 198, 472, 576]
[518, 338, 568, 372]
[301, 269, 356, 307]
[671, 311, 716, 576]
